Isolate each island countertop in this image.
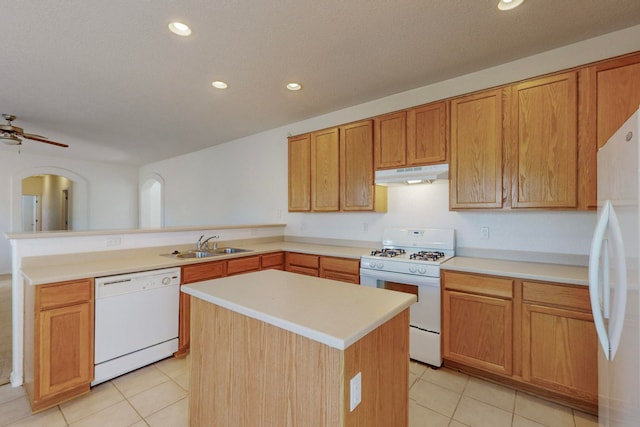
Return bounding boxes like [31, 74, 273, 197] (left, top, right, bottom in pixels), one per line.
[181, 269, 416, 350]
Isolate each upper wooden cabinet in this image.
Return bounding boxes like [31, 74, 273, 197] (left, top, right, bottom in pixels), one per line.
[373, 101, 447, 170]
[288, 134, 311, 212]
[311, 127, 340, 212]
[450, 89, 504, 209]
[583, 52, 640, 150]
[374, 111, 406, 169]
[289, 120, 386, 212]
[407, 101, 448, 165]
[340, 121, 375, 211]
[508, 72, 579, 209]
[579, 51, 640, 209]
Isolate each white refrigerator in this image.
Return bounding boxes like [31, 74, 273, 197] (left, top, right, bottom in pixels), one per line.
[589, 108, 640, 427]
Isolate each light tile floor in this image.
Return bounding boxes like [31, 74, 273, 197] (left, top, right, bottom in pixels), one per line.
[0, 357, 599, 427]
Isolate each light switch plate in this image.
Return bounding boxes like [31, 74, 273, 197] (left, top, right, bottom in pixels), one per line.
[350, 372, 362, 411]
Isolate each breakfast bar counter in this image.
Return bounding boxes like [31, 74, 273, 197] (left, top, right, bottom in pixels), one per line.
[181, 269, 416, 427]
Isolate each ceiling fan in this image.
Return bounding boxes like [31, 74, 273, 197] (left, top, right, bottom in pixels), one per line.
[0, 114, 68, 148]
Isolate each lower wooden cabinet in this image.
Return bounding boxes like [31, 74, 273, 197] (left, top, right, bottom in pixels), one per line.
[443, 272, 513, 375]
[441, 270, 597, 414]
[24, 278, 94, 412]
[261, 252, 285, 270]
[227, 255, 260, 276]
[285, 252, 320, 277]
[319, 256, 360, 284]
[521, 281, 598, 403]
[177, 260, 226, 356]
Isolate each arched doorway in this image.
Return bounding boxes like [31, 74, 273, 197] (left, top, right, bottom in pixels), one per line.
[11, 167, 88, 232]
[140, 173, 164, 228]
[21, 174, 72, 231]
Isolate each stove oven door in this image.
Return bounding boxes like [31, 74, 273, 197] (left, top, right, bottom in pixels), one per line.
[359, 268, 442, 366]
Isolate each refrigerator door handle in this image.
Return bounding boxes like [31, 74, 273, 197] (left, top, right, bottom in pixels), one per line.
[606, 203, 627, 360]
[589, 200, 611, 359]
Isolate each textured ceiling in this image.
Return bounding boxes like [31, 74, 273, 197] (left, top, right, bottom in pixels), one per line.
[2, 0, 640, 165]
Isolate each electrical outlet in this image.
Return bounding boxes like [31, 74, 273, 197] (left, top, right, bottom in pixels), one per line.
[106, 237, 121, 247]
[480, 227, 490, 240]
[350, 372, 362, 411]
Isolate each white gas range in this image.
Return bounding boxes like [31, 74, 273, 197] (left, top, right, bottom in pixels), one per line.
[360, 227, 455, 367]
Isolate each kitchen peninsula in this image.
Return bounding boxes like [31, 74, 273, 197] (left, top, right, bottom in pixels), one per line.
[182, 269, 415, 427]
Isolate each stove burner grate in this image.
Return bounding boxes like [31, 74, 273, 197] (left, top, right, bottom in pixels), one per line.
[409, 251, 445, 261]
[370, 248, 406, 258]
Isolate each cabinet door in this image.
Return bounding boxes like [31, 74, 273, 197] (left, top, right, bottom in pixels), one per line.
[227, 255, 260, 276]
[580, 52, 640, 210]
[587, 52, 640, 150]
[178, 261, 226, 355]
[320, 256, 360, 284]
[285, 252, 319, 277]
[288, 134, 311, 212]
[522, 303, 597, 403]
[182, 260, 226, 284]
[407, 101, 448, 165]
[374, 111, 407, 169]
[311, 127, 340, 211]
[340, 120, 374, 211]
[450, 89, 504, 209]
[442, 290, 513, 376]
[261, 252, 285, 270]
[509, 72, 578, 208]
[37, 302, 93, 399]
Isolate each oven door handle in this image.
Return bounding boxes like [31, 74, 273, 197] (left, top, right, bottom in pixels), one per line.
[359, 268, 440, 287]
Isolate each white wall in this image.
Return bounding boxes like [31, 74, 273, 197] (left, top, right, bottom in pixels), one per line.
[141, 25, 640, 262]
[0, 151, 139, 273]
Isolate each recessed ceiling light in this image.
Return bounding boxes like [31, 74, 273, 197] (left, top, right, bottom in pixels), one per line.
[286, 83, 302, 91]
[211, 81, 228, 89]
[168, 21, 192, 36]
[498, 0, 525, 11]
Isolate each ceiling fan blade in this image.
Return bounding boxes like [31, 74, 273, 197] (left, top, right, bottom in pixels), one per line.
[22, 133, 69, 148]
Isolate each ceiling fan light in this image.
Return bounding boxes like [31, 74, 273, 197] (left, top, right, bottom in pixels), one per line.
[168, 21, 192, 36]
[1, 132, 22, 145]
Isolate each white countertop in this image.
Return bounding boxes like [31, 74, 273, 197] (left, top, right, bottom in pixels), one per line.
[20, 241, 374, 285]
[441, 256, 588, 286]
[182, 269, 416, 350]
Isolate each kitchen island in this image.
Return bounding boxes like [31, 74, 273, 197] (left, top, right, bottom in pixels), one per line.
[182, 269, 416, 427]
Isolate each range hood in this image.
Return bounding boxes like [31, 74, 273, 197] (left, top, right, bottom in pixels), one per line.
[375, 164, 449, 185]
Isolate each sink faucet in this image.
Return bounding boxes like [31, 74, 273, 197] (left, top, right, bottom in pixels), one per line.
[196, 235, 219, 251]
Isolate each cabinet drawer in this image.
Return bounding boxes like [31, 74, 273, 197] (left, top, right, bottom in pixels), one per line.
[227, 255, 260, 276]
[182, 261, 226, 284]
[38, 279, 92, 310]
[322, 271, 359, 284]
[443, 271, 513, 298]
[522, 281, 591, 312]
[320, 256, 359, 274]
[286, 252, 319, 269]
[261, 252, 285, 269]
[287, 265, 319, 277]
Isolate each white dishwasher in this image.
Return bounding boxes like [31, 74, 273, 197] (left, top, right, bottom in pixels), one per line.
[93, 267, 180, 386]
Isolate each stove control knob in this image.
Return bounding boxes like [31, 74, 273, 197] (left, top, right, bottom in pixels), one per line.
[377, 262, 384, 269]
[418, 267, 427, 275]
[367, 261, 376, 268]
[409, 265, 417, 273]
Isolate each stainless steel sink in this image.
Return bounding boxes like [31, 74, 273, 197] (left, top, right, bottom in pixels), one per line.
[175, 251, 218, 258]
[211, 247, 251, 254]
[167, 247, 252, 259]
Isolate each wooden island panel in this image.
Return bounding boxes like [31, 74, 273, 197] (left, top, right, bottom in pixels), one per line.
[189, 290, 410, 426]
